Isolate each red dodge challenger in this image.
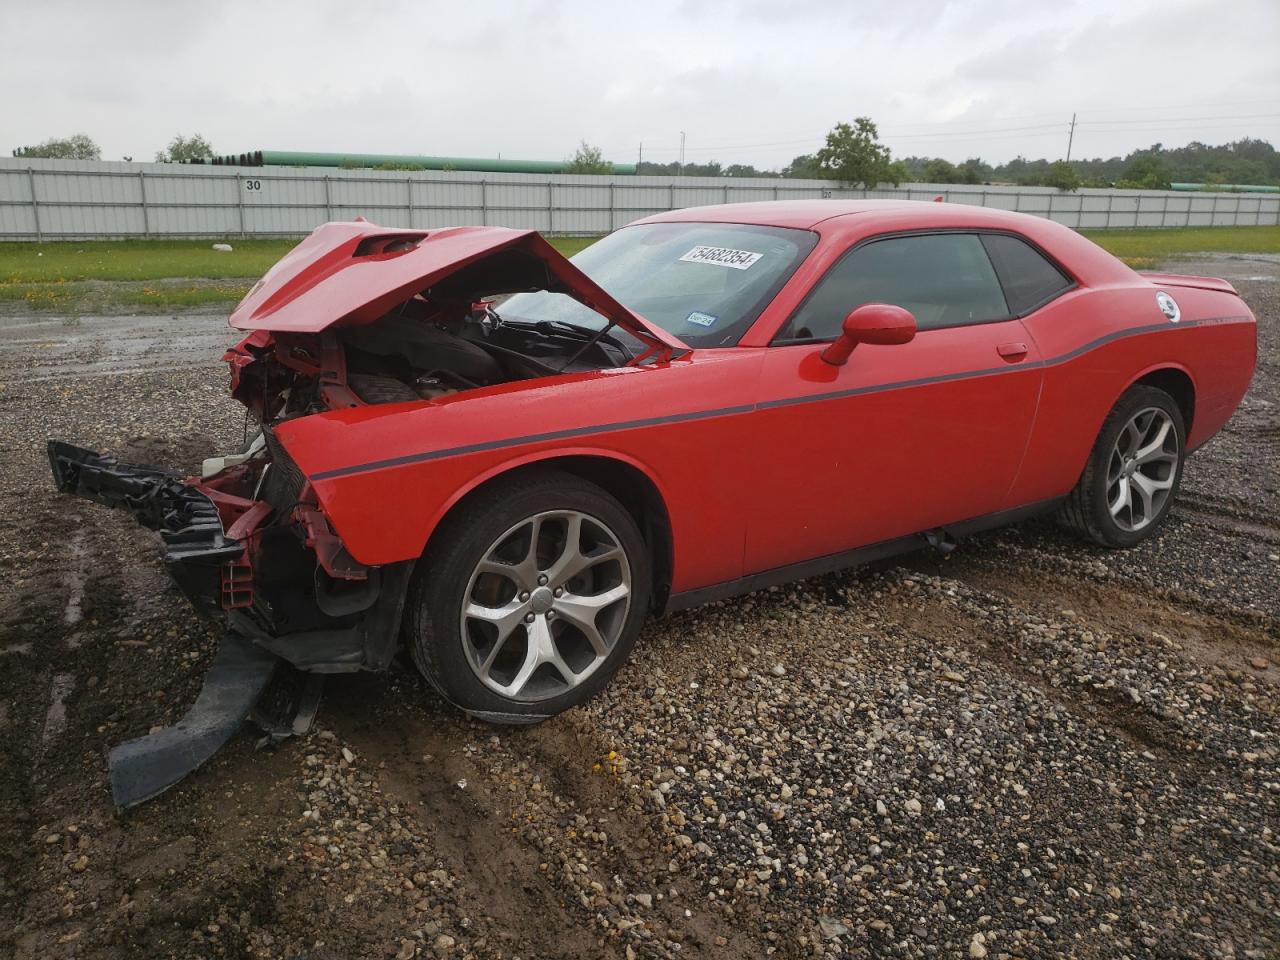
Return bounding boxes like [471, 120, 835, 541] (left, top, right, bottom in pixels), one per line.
[50, 200, 1256, 803]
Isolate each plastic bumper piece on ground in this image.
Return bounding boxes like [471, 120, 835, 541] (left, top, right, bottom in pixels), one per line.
[107, 631, 279, 808]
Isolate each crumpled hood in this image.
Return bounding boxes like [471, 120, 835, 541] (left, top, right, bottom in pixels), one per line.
[228, 220, 685, 352]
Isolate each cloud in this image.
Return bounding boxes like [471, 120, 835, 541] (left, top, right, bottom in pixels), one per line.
[1, 0, 1275, 168]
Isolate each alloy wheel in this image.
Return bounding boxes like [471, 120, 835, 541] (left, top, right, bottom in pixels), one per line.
[1106, 407, 1179, 532]
[460, 510, 632, 702]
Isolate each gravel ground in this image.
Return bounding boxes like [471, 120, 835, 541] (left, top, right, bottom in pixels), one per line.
[1, 255, 1276, 959]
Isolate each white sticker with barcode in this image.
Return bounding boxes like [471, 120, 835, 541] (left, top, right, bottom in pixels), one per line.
[678, 245, 763, 270]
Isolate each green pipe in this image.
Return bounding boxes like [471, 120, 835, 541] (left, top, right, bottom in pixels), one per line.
[1170, 182, 1280, 193]
[244, 150, 635, 175]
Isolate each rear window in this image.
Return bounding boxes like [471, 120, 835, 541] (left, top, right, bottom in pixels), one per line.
[980, 234, 1073, 315]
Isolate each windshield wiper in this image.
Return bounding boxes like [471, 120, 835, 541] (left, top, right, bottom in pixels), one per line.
[500, 314, 633, 357]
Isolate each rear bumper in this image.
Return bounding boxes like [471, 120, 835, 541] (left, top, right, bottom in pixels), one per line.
[48, 441, 242, 615]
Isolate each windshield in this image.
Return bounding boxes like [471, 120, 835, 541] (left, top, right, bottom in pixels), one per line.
[500, 222, 818, 348]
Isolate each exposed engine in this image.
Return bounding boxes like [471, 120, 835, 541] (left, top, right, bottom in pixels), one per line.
[225, 298, 633, 423]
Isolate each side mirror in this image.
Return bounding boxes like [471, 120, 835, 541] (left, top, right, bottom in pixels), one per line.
[820, 303, 917, 366]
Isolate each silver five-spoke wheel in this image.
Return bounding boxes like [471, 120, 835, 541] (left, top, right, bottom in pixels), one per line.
[1106, 407, 1179, 532]
[461, 510, 631, 702]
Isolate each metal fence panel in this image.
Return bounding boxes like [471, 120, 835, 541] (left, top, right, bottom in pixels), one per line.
[1, 157, 1277, 240]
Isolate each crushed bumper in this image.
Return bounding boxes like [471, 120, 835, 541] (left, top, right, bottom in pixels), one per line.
[48, 441, 242, 615]
[47, 440, 328, 808]
[47, 438, 412, 807]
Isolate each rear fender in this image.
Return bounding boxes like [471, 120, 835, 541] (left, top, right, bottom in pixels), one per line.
[1121, 361, 1198, 414]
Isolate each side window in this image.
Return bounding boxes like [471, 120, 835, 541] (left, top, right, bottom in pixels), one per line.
[782, 233, 1009, 341]
[980, 234, 1072, 315]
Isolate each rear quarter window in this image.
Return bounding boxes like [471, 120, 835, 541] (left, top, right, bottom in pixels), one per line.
[980, 234, 1073, 316]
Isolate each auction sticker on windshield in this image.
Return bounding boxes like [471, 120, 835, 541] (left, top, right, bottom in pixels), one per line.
[678, 246, 763, 270]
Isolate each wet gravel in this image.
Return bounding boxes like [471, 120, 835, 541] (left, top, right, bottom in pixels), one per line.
[0, 257, 1276, 958]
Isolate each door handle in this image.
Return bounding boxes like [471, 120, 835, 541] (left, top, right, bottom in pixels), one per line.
[997, 341, 1029, 362]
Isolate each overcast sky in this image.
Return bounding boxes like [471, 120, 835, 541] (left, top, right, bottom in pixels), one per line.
[3, 0, 1277, 169]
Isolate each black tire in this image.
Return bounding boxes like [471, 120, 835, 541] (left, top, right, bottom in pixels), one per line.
[405, 469, 652, 723]
[348, 373, 419, 405]
[1059, 384, 1186, 548]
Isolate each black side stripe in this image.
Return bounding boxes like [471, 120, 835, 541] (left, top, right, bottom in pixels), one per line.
[309, 315, 1247, 481]
[311, 404, 757, 479]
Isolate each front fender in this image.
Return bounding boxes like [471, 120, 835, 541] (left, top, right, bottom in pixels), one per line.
[305, 442, 673, 568]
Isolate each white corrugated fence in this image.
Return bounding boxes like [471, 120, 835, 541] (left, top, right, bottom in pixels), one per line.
[1, 157, 1277, 241]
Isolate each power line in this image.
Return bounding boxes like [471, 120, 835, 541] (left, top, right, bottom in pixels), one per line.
[611, 109, 1277, 165]
[1077, 97, 1280, 115]
[614, 112, 1278, 158]
[1078, 112, 1280, 127]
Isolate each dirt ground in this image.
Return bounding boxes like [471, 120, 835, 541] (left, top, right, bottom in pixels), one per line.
[1, 256, 1277, 960]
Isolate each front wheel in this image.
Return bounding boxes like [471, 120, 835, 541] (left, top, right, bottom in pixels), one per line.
[1059, 384, 1186, 548]
[405, 470, 651, 723]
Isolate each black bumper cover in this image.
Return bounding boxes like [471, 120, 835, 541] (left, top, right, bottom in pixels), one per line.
[48, 440, 241, 615]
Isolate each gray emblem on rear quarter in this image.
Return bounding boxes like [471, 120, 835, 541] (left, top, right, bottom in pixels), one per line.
[1156, 291, 1180, 323]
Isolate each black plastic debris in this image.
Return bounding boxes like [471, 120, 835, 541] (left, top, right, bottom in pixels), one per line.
[108, 632, 278, 808]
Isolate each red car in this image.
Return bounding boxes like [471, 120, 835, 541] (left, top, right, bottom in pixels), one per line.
[51, 201, 1255, 799]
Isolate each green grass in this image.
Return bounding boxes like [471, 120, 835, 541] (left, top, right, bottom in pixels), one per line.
[0, 281, 85, 308]
[1082, 225, 1280, 268]
[0, 235, 600, 285]
[115, 283, 254, 309]
[0, 239, 299, 283]
[0, 235, 600, 313]
[3, 225, 1274, 311]
[547, 236, 599, 258]
[0, 279, 253, 312]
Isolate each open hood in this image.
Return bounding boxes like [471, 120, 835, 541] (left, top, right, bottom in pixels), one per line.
[229, 220, 686, 353]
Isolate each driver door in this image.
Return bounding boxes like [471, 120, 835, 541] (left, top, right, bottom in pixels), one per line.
[745, 231, 1044, 573]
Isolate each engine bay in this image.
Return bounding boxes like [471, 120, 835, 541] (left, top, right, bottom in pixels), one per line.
[226, 297, 636, 423]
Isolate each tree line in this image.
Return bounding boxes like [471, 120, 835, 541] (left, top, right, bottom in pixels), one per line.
[617, 131, 1280, 191]
[894, 139, 1280, 190]
[16, 128, 1280, 191]
[12, 133, 215, 163]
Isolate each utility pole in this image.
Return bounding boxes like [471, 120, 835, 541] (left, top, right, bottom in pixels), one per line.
[1066, 112, 1077, 161]
[638, 142, 643, 169]
[679, 131, 686, 176]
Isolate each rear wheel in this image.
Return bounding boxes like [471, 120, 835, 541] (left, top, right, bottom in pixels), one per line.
[1060, 385, 1185, 547]
[405, 470, 651, 722]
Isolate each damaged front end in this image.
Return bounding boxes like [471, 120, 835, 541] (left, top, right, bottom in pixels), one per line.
[49, 436, 412, 671]
[47, 433, 410, 807]
[48, 220, 687, 807]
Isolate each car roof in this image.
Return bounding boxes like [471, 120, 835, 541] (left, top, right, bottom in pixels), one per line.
[634, 198, 1133, 284]
[636, 198, 1048, 231]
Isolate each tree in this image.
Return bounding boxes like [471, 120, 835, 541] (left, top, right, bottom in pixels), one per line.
[13, 133, 100, 160]
[956, 158, 988, 184]
[1118, 153, 1172, 190]
[563, 141, 614, 175]
[815, 118, 901, 187]
[156, 133, 214, 163]
[922, 158, 959, 183]
[1043, 160, 1080, 192]
[780, 153, 823, 179]
[637, 159, 729, 177]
